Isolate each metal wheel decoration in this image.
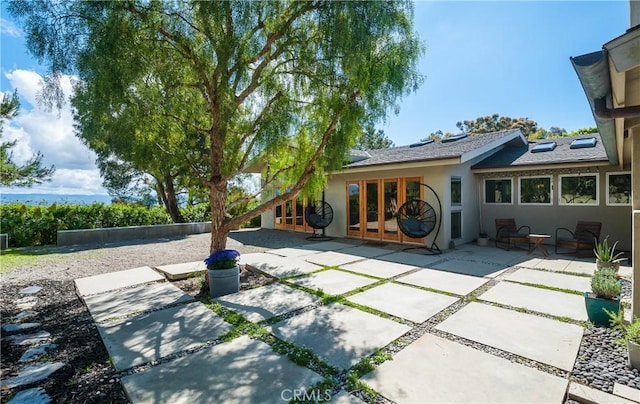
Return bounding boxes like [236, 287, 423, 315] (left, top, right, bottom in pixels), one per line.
[305, 201, 333, 240]
[396, 200, 437, 238]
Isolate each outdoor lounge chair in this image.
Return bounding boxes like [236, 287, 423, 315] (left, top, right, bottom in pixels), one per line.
[305, 201, 333, 240]
[495, 218, 531, 251]
[555, 220, 601, 256]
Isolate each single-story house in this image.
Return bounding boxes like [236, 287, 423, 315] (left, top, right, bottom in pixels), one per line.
[261, 129, 632, 252]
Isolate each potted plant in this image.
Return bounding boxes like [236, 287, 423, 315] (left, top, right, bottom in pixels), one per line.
[608, 311, 640, 370]
[584, 266, 621, 326]
[205, 249, 240, 298]
[593, 236, 625, 271]
[477, 231, 489, 246]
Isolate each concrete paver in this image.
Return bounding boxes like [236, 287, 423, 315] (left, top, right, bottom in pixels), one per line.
[121, 335, 323, 404]
[361, 334, 568, 403]
[563, 260, 597, 276]
[288, 270, 378, 295]
[266, 247, 320, 257]
[397, 268, 489, 296]
[429, 259, 508, 278]
[270, 303, 410, 369]
[505, 268, 591, 293]
[447, 245, 528, 266]
[241, 252, 321, 278]
[479, 282, 588, 321]
[215, 283, 319, 322]
[97, 302, 232, 371]
[305, 251, 365, 267]
[531, 258, 572, 272]
[83, 282, 195, 322]
[300, 241, 357, 251]
[614, 383, 640, 402]
[75, 266, 165, 296]
[330, 391, 366, 403]
[155, 261, 206, 280]
[340, 259, 418, 279]
[436, 302, 583, 371]
[348, 283, 458, 323]
[339, 246, 394, 259]
[375, 251, 443, 267]
[568, 382, 635, 404]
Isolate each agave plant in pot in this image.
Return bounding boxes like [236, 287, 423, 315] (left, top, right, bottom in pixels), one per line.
[593, 236, 625, 271]
[204, 249, 240, 298]
[584, 266, 621, 326]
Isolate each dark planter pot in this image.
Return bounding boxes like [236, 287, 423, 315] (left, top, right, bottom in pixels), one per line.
[596, 259, 621, 271]
[208, 266, 240, 298]
[584, 292, 620, 326]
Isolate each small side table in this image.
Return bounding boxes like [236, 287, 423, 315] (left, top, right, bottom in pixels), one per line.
[528, 234, 551, 256]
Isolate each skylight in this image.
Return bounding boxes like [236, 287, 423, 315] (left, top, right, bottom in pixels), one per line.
[570, 137, 598, 149]
[409, 139, 434, 148]
[531, 142, 557, 153]
[441, 133, 468, 143]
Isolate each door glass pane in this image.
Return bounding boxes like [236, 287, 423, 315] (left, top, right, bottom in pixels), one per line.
[406, 180, 420, 201]
[451, 177, 462, 206]
[384, 181, 398, 235]
[274, 188, 283, 225]
[285, 200, 293, 225]
[295, 198, 304, 226]
[451, 211, 462, 239]
[348, 183, 361, 232]
[366, 182, 379, 235]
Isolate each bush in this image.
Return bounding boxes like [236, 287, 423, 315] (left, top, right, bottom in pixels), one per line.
[591, 267, 621, 300]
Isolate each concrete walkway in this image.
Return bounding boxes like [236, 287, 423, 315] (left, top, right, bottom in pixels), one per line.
[74, 237, 634, 403]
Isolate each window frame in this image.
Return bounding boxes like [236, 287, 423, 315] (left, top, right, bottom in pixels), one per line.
[606, 172, 632, 206]
[483, 178, 514, 205]
[558, 173, 599, 206]
[518, 175, 553, 206]
[450, 176, 462, 207]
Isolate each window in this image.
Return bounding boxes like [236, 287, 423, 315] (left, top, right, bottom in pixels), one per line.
[451, 211, 462, 239]
[570, 137, 597, 149]
[531, 142, 556, 153]
[484, 179, 512, 204]
[451, 177, 462, 206]
[519, 176, 552, 205]
[559, 174, 598, 205]
[607, 172, 631, 205]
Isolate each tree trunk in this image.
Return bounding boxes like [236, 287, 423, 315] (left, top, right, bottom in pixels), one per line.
[156, 174, 185, 223]
[202, 179, 229, 294]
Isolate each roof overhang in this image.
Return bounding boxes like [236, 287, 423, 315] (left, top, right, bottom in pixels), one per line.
[471, 160, 610, 175]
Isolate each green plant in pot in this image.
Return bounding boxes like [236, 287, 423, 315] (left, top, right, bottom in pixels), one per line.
[477, 231, 489, 246]
[593, 236, 625, 271]
[204, 249, 240, 298]
[609, 311, 640, 370]
[584, 266, 621, 326]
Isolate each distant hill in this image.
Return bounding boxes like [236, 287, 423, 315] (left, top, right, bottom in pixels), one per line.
[0, 193, 112, 206]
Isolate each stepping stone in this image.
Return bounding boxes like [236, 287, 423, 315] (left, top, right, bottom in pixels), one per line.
[155, 261, 206, 281]
[435, 302, 583, 371]
[121, 335, 323, 403]
[75, 266, 165, 296]
[348, 283, 458, 323]
[97, 302, 232, 371]
[330, 391, 366, 403]
[0, 362, 65, 389]
[563, 260, 597, 276]
[305, 251, 364, 267]
[397, 268, 489, 296]
[19, 286, 42, 295]
[429, 259, 507, 278]
[216, 283, 319, 322]
[339, 246, 393, 259]
[288, 270, 378, 295]
[614, 383, 640, 402]
[19, 343, 58, 363]
[265, 247, 320, 257]
[376, 251, 443, 267]
[568, 382, 635, 404]
[479, 282, 588, 321]
[361, 334, 568, 403]
[16, 300, 37, 310]
[83, 282, 195, 322]
[13, 311, 38, 321]
[2, 323, 41, 335]
[300, 241, 355, 251]
[241, 253, 321, 279]
[6, 387, 51, 404]
[270, 303, 410, 369]
[8, 331, 51, 346]
[506, 268, 591, 293]
[341, 259, 418, 279]
[530, 258, 571, 272]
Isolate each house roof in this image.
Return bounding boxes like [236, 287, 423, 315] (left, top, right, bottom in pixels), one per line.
[471, 133, 608, 170]
[344, 129, 524, 169]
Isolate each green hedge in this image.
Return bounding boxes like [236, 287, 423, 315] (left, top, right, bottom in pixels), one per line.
[0, 203, 171, 247]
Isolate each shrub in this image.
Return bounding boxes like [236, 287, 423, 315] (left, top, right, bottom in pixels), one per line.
[591, 267, 621, 300]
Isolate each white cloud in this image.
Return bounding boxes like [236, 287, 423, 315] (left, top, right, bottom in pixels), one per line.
[0, 17, 21, 37]
[1, 69, 108, 195]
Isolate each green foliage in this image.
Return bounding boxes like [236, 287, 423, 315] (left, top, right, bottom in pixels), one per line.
[354, 125, 395, 150]
[456, 114, 538, 138]
[593, 236, 625, 263]
[0, 203, 171, 247]
[590, 267, 621, 300]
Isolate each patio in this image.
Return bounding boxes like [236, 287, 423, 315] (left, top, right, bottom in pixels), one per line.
[73, 232, 636, 403]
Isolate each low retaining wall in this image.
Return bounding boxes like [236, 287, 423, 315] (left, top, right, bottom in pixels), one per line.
[57, 222, 211, 246]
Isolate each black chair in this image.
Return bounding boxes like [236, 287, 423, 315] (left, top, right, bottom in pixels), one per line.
[555, 221, 601, 256]
[396, 199, 437, 239]
[305, 201, 333, 240]
[495, 218, 531, 251]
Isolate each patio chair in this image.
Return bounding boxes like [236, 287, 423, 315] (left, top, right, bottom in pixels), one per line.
[555, 220, 601, 256]
[495, 218, 531, 251]
[305, 201, 333, 240]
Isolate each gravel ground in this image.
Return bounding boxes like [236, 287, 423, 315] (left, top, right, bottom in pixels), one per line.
[1, 229, 636, 403]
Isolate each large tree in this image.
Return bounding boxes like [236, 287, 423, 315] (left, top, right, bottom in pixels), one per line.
[456, 114, 538, 138]
[9, 1, 422, 252]
[0, 90, 55, 187]
[354, 125, 395, 150]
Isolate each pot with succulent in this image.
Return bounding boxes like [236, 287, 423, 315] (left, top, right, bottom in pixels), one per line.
[205, 249, 241, 298]
[584, 266, 621, 326]
[477, 231, 489, 247]
[608, 311, 640, 370]
[593, 236, 625, 271]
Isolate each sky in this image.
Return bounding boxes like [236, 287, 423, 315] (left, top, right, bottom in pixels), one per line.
[0, 1, 632, 196]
